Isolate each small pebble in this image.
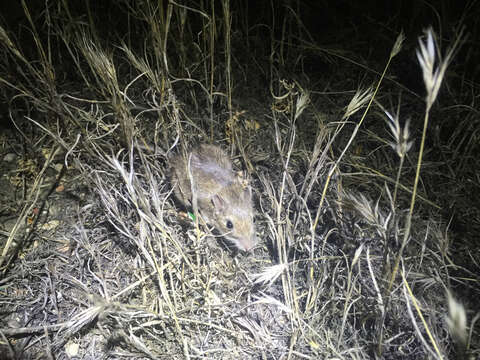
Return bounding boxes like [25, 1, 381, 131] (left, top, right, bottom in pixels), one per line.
[3, 153, 16, 162]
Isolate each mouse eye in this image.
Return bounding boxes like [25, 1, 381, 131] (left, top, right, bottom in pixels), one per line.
[226, 220, 234, 229]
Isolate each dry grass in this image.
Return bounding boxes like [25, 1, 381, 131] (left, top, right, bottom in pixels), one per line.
[0, 1, 478, 359]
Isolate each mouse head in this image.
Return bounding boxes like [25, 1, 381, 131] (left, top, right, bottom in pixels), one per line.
[210, 182, 256, 251]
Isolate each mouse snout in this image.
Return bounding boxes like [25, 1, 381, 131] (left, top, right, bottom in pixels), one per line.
[238, 234, 257, 252]
[243, 241, 255, 252]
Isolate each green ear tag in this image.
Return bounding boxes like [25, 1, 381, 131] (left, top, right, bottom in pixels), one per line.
[188, 212, 196, 221]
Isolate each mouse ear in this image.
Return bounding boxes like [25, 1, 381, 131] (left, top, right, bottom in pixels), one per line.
[242, 185, 252, 200]
[211, 194, 226, 213]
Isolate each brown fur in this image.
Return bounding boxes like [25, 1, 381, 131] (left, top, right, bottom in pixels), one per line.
[170, 144, 256, 251]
